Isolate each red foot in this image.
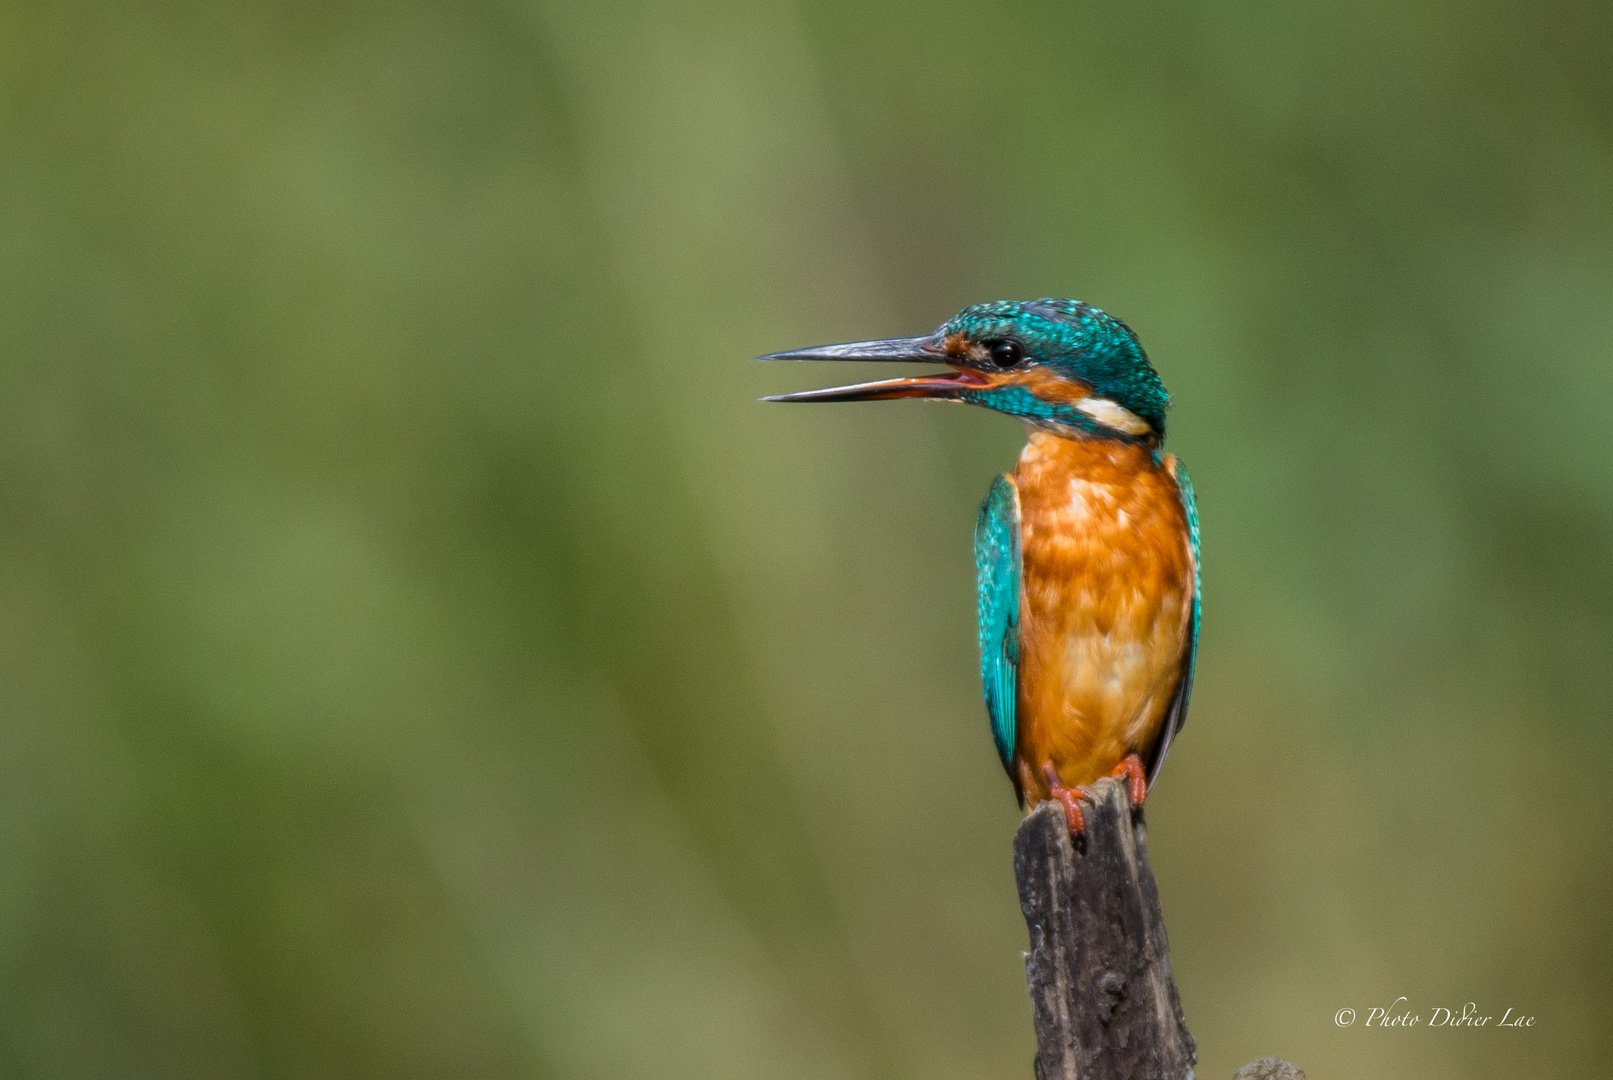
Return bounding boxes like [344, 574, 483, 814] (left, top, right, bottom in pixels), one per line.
[1042, 763, 1091, 835]
[1111, 753, 1148, 808]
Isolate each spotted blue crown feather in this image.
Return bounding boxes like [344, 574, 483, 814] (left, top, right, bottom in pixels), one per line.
[944, 299, 1171, 438]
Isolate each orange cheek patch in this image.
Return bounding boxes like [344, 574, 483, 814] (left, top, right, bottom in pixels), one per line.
[1005, 365, 1094, 406]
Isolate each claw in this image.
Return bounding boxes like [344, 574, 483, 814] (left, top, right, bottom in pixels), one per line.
[1042, 763, 1091, 835]
[1112, 753, 1148, 808]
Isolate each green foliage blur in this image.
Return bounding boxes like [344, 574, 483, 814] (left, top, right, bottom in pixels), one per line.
[2, 2, 1610, 1077]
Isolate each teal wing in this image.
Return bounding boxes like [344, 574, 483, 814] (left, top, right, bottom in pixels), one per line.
[1145, 455, 1200, 787]
[974, 474, 1022, 782]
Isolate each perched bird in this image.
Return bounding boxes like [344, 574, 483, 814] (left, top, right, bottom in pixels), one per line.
[760, 300, 1199, 832]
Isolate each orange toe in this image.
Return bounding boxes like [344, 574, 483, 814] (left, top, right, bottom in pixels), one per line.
[1042, 763, 1091, 834]
[1111, 753, 1148, 808]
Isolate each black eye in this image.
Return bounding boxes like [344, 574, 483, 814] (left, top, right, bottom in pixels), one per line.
[988, 340, 1024, 368]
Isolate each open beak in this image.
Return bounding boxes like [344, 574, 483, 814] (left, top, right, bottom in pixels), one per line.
[757, 335, 988, 403]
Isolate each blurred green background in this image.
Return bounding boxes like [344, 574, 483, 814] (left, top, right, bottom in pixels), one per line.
[2, 2, 1610, 1077]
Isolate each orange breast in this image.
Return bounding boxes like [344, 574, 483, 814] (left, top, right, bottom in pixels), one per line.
[1012, 429, 1194, 802]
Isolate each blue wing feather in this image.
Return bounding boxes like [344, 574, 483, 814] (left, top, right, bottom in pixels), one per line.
[975, 474, 1021, 781]
[1145, 455, 1200, 786]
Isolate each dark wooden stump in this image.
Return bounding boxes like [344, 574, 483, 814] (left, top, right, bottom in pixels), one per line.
[1014, 777, 1196, 1080]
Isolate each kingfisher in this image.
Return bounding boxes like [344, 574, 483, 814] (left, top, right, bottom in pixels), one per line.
[760, 300, 1199, 833]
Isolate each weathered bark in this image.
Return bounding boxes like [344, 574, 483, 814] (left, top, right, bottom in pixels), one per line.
[1014, 776, 1196, 1080]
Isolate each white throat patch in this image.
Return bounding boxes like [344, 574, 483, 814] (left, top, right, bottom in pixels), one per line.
[1074, 396, 1153, 436]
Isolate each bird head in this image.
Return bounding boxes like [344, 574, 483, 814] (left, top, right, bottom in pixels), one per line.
[760, 299, 1169, 443]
